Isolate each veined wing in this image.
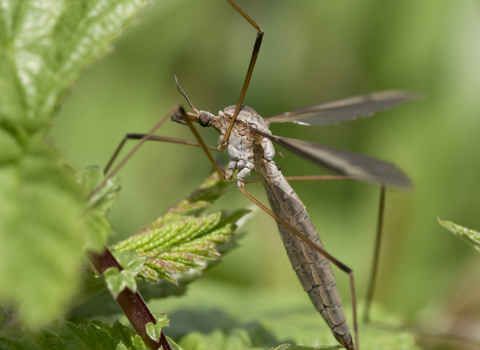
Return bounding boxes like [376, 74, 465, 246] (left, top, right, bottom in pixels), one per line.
[265, 91, 420, 126]
[253, 129, 412, 188]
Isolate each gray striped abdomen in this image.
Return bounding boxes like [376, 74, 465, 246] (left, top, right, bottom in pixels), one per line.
[257, 163, 353, 350]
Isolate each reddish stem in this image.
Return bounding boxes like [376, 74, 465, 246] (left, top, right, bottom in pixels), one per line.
[90, 249, 172, 350]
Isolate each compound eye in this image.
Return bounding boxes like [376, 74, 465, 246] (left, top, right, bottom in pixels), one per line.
[198, 113, 211, 127]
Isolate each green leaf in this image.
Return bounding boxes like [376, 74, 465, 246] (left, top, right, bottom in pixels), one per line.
[0, 138, 87, 327]
[113, 250, 148, 275]
[0, 320, 155, 350]
[145, 281, 422, 350]
[69, 173, 251, 318]
[438, 218, 480, 252]
[0, 0, 156, 132]
[111, 173, 250, 284]
[102, 250, 148, 297]
[152, 313, 169, 328]
[0, 0, 159, 328]
[166, 337, 184, 350]
[145, 323, 159, 342]
[145, 313, 169, 341]
[104, 267, 135, 298]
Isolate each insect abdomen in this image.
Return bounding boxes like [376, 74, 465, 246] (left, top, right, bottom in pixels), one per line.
[257, 162, 353, 350]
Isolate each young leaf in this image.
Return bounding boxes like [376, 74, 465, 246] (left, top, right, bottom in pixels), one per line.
[438, 218, 480, 252]
[145, 313, 169, 342]
[103, 251, 148, 297]
[69, 173, 251, 318]
[146, 313, 170, 341]
[111, 172, 250, 285]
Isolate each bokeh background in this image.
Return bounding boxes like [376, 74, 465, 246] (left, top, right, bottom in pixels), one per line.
[50, 0, 480, 345]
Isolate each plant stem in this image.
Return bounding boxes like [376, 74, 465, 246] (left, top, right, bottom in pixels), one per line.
[90, 249, 172, 350]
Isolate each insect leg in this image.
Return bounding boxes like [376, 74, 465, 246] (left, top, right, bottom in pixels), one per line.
[221, 0, 264, 148]
[92, 104, 188, 198]
[363, 183, 386, 324]
[104, 134, 219, 175]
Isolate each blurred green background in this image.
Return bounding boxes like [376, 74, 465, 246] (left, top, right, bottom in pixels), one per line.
[50, 0, 480, 344]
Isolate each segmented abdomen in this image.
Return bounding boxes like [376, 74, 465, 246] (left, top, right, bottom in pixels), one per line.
[256, 162, 353, 350]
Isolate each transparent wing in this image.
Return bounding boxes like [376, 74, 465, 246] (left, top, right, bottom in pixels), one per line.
[253, 129, 412, 188]
[265, 91, 420, 126]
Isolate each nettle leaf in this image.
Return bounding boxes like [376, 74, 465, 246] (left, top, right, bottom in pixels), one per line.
[0, 0, 156, 326]
[0, 138, 87, 327]
[0, 319, 157, 350]
[69, 173, 250, 318]
[0, 0, 156, 132]
[438, 218, 480, 253]
[111, 173, 250, 285]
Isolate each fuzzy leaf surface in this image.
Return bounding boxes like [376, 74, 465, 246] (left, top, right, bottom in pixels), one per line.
[111, 173, 249, 285]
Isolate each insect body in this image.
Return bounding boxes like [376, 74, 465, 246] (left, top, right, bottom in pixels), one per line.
[163, 1, 415, 348]
[172, 90, 414, 350]
[223, 106, 352, 347]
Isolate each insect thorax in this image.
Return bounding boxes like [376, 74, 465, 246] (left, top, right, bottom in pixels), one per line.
[212, 105, 275, 183]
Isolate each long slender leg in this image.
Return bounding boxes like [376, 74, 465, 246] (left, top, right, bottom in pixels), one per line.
[221, 0, 264, 148]
[363, 183, 386, 323]
[91, 104, 187, 199]
[237, 184, 360, 350]
[104, 134, 219, 175]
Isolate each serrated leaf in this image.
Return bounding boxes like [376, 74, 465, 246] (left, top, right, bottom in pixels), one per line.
[111, 173, 250, 285]
[70, 174, 251, 318]
[1, 0, 156, 131]
[438, 218, 480, 252]
[0, 0, 159, 327]
[113, 250, 148, 275]
[0, 139, 87, 327]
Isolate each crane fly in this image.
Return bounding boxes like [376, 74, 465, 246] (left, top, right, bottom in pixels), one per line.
[170, 80, 415, 350]
[102, 1, 416, 349]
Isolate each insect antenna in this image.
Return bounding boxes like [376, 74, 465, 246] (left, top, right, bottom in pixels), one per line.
[175, 75, 199, 113]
